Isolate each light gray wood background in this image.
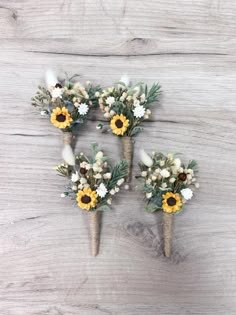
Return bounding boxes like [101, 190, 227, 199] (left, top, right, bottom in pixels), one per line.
[0, 1, 236, 314]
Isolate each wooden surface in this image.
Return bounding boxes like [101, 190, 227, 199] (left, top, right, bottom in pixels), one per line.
[1, 1, 236, 314]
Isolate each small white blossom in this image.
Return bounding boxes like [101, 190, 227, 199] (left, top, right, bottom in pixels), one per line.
[141, 171, 147, 177]
[151, 175, 157, 181]
[115, 186, 120, 192]
[146, 179, 151, 184]
[80, 178, 87, 184]
[161, 183, 167, 188]
[95, 151, 103, 160]
[159, 160, 165, 167]
[60, 193, 66, 198]
[103, 173, 111, 179]
[139, 149, 153, 167]
[140, 93, 146, 102]
[107, 198, 112, 205]
[117, 178, 125, 186]
[51, 87, 63, 98]
[146, 192, 152, 199]
[94, 173, 102, 179]
[96, 183, 108, 198]
[78, 103, 89, 115]
[110, 189, 116, 195]
[160, 169, 170, 178]
[95, 91, 100, 97]
[181, 188, 193, 200]
[40, 110, 47, 116]
[167, 153, 173, 160]
[169, 177, 176, 183]
[173, 158, 181, 169]
[105, 96, 115, 106]
[72, 185, 77, 191]
[71, 172, 79, 182]
[133, 105, 145, 118]
[133, 99, 140, 107]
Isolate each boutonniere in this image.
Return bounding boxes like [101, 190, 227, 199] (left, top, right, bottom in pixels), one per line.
[56, 144, 128, 256]
[31, 70, 101, 165]
[138, 150, 199, 257]
[97, 76, 161, 184]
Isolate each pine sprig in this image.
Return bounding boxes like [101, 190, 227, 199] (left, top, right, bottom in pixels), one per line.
[146, 83, 161, 104]
[107, 160, 128, 190]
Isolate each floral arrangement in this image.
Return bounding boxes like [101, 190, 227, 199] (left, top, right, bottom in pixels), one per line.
[56, 144, 128, 255]
[31, 70, 101, 166]
[98, 77, 161, 183]
[32, 70, 101, 132]
[138, 149, 199, 257]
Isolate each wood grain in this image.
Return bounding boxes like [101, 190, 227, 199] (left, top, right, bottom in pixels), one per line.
[0, 0, 236, 314]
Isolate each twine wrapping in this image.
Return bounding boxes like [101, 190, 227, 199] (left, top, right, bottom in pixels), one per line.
[162, 212, 173, 257]
[62, 131, 73, 145]
[89, 211, 100, 256]
[121, 136, 133, 183]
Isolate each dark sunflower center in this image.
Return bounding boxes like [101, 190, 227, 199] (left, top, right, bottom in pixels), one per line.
[55, 83, 62, 88]
[56, 114, 66, 122]
[178, 173, 187, 181]
[115, 119, 123, 128]
[81, 195, 91, 204]
[167, 197, 176, 206]
[80, 167, 87, 175]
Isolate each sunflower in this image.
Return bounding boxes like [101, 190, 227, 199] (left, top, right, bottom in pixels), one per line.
[162, 192, 182, 213]
[77, 187, 98, 211]
[50, 107, 73, 129]
[110, 114, 129, 136]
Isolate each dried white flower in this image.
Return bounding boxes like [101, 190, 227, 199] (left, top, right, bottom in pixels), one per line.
[103, 173, 111, 179]
[146, 192, 152, 199]
[80, 178, 87, 184]
[115, 186, 120, 193]
[95, 91, 100, 97]
[173, 158, 181, 169]
[181, 188, 193, 200]
[161, 183, 167, 188]
[140, 93, 146, 102]
[133, 99, 140, 107]
[117, 178, 125, 186]
[141, 171, 147, 177]
[160, 169, 170, 178]
[120, 75, 130, 86]
[105, 96, 115, 106]
[96, 183, 108, 198]
[169, 177, 176, 183]
[62, 144, 75, 166]
[78, 103, 89, 115]
[133, 105, 145, 118]
[72, 185, 77, 191]
[151, 175, 157, 181]
[71, 172, 79, 182]
[110, 189, 116, 195]
[45, 69, 58, 88]
[159, 160, 165, 167]
[107, 198, 112, 205]
[94, 173, 102, 179]
[51, 87, 63, 98]
[95, 151, 103, 160]
[139, 149, 153, 167]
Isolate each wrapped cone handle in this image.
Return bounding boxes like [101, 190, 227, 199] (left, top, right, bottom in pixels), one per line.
[89, 211, 100, 256]
[163, 212, 173, 257]
[121, 136, 133, 183]
[62, 131, 73, 145]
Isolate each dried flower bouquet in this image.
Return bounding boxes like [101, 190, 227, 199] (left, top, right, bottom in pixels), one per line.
[56, 144, 128, 256]
[98, 76, 161, 184]
[138, 149, 199, 257]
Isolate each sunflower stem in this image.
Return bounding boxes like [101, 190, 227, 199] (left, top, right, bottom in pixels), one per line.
[163, 212, 173, 257]
[89, 211, 100, 256]
[121, 136, 133, 183]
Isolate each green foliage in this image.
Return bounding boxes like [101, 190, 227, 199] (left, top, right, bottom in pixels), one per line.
[146, 83, 161, 104]
[107, 160, 128, 190]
